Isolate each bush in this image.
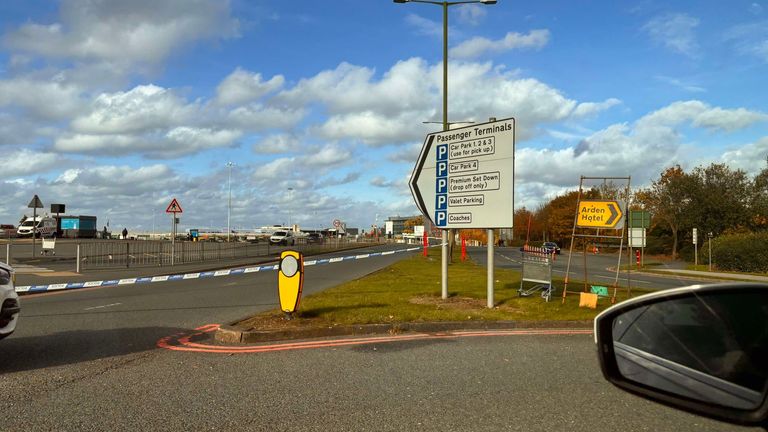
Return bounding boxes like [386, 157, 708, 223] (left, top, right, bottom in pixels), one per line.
[711, 232, 768, 273]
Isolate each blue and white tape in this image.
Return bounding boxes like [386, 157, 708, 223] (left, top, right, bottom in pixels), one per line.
[15, 246, 422, 294]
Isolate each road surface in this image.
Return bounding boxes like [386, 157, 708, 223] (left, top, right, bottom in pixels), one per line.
[1, 244, 759, 431]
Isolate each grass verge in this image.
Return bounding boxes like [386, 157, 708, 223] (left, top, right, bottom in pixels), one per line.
[233, 248, 651, 331]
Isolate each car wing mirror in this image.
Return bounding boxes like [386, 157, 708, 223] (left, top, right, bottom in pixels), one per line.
[595, 283, 768, 428]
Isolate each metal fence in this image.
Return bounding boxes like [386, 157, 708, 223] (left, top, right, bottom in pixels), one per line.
[78, 238, 381, 270]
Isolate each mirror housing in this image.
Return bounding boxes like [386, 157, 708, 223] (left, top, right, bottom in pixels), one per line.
[595, 283, 768, 427]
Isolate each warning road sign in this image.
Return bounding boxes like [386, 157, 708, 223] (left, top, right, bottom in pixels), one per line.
[165, 198, 183, 214]
[576, 200, 624, 229]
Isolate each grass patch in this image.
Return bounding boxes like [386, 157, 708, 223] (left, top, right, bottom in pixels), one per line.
[234, 248, 650, 331]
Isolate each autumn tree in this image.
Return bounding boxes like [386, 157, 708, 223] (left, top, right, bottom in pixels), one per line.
[402, 215, 423, 234]
[513, 207, 539, 242]
[750, 158, 768, 231]
[536, 190, 597, 244]
[687, 163, 752, 236]
[635, 165, 696, 259]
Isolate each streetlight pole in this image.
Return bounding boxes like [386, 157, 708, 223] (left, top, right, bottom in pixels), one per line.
[394, 0, 497, 300]
[288, 187, 294, 229]
[226, 161, 234, 242]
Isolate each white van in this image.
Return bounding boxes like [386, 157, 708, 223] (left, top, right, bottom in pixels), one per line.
[269, 230, 295, 246]
[17, 216, 57, 238]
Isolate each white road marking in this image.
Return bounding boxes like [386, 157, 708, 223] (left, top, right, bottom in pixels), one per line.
[84, 302, 122, 311]
[498, 253, 521, 264]
[552, 269, 651, 284]
[594, 274, 651, 284]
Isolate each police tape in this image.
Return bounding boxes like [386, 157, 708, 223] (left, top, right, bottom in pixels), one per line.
[15, 246, 423, 294]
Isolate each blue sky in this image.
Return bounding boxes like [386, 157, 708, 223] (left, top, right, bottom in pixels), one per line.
[0, 0, 766, 232]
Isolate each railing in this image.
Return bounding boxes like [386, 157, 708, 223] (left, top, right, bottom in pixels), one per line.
[78, 237, 382, 270]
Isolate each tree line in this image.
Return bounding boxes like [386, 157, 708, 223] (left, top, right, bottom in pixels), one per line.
[514, 160, 768, 258]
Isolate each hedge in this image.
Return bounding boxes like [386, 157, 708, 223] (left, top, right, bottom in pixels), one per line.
[711, 232, 768, 273]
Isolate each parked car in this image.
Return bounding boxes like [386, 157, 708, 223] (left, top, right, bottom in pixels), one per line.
[269, 231, 295, 246]
[519, 242, 561, 254]
[542, 241, 561, 254]
[307, 233, 324, 244]
[0, 262, 20, 340]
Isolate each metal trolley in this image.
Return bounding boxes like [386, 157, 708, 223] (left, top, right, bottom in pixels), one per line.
[41, 237, 56, 256]
[519, 246, 554, 302]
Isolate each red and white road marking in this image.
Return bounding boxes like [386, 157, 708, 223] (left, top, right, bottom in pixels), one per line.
[157, 325, 592, 355]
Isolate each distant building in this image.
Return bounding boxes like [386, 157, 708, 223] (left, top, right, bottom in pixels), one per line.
[385, 215, 420, 236]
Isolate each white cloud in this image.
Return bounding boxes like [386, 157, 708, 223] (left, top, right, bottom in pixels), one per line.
[0, 149, 61, 178]
[51, 164, 173, 191]
[642, 13, 700, 58]
[282, 59, 615, 146]
[225, 104, 306, 130]
[720, 137, 768, 174]
[572, 98, 622, 118]
[55, 134, 145, 154]
[252, 157, 295, 180]
[304, 144, 352, 167]
[2, 0, 239, 72]
[317, 111, 429, 145]
[215, 68, 285, 106]
[252, 134, 302, 154]
[71, 84, 198, 134]
[164, 127, 242, 156]
[654, 75, 706, 93]
[450, 29, 550, 59]
[638, 100, 767, 131]
[457, 4, 487, 26]
[55, 127, 242, 158]
[251, 143, 354, 182]
[724, 21, 768, 63]
[387, 143, 423, 163]
[277, 59, 432, 116]
[0, 77, 85, 120]
[516, 100, 768, 188]
[404, 14, 445, 38]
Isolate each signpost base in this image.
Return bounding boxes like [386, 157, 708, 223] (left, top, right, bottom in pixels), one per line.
[441, 230, 448, 299]
[487, 229, 494, 309]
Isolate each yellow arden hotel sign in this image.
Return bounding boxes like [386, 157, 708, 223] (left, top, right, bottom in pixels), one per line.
[576, 200, 625, 229]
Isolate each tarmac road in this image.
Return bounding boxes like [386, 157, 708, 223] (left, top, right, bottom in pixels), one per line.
[3, 331, 758, 431]
[468, 246, 720, 291]
[1, 243, 761, 431]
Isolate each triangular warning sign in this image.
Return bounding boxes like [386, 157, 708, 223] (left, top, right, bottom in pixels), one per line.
[27, 194, 44, 209]
[165, 198, 183, 214]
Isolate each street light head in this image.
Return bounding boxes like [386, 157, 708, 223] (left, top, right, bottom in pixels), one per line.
[480, 0, 497, 4]
[393, 0, 408, 3]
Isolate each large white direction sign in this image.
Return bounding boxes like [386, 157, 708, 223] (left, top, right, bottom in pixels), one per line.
[409, 118, 515, 229]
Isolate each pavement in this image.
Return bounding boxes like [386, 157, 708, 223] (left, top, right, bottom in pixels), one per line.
[645, 268, 768, 282]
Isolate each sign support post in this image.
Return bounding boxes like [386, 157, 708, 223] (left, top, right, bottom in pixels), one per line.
[693, 228, 698, 267]
[409, 118, 515, 308]
[487, 229, 494, 308]
[27, 195, 44, 257]
[563, 176, 631, 304]
[165, 198, 183, 266]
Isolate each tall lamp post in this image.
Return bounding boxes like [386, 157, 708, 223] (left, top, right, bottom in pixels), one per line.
[226, 161, 234, 242]
[394, 0, 497, 299]
[287, 187, 294, 229]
